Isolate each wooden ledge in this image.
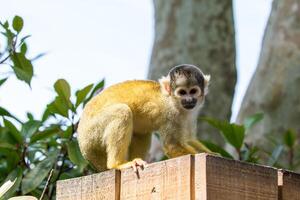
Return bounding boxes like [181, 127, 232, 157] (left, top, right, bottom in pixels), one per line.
[57, 153, 300, 200]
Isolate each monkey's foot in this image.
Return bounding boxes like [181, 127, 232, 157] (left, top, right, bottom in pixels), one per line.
[117, 158, 148, 173]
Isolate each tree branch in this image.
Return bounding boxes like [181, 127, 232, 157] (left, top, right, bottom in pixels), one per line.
[40, 169, 54, 200]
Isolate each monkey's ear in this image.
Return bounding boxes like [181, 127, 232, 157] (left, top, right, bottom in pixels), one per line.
[204, 74, 210, 95]
[159, 75, 171, 96]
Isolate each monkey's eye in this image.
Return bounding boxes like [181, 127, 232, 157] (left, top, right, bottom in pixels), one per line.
[190, 88, 198, 95]
[178, 89, 187, 96]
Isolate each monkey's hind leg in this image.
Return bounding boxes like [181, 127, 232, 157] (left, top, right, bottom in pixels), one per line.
[102, 104, 147, 172]
[128, 133, 152, 161]
[102, 104, 134, 169]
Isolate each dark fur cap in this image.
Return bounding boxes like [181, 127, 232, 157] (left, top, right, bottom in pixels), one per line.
[169, 64, 205, 93]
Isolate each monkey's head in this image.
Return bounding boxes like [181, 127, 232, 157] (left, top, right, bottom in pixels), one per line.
[159, 64, 210, 111]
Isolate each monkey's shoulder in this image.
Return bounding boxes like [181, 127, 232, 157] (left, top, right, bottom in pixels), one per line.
[83, 80, 162, 116]
[108, 80, 160, 91]
[99, 80, 161, 97]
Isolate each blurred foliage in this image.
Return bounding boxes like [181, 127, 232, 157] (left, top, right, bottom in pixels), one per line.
[200, 114, 300, 170]
[1, 15, 300, 200]
[0, 16, 103, 200]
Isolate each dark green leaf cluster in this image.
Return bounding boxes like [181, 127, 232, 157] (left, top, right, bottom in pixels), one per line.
[0, 16, 34, 86]
[0, 77, 104, 199]
[200, 113, 262, 162]
[200, 113, 300, 169]
[0, 16, 104, 200]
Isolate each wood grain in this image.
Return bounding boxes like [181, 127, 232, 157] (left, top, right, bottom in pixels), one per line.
[194, 153, 278, 200]
[278, 169, 300, 200]
[56, 154, 300, 200]
[120, 155, 192, 200]
[56, 169, 120, 200]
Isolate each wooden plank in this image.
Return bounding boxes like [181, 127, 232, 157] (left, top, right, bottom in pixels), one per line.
[194, 153, 278, 200]
[278, 169, 300, 200]
[56, 169, 120, 200]
[120, 155, 192, 200]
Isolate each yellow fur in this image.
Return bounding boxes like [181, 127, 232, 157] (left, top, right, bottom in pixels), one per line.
[78, 80, 166, 171]
[78, 68, 211, 171]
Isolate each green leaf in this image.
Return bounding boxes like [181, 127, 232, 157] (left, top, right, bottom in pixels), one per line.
[267, 145, 283, 166]
[30, 125, 62, 143]
[0, 177, 16, 198]
[47, 96, 69, 118]
[3, 119, 23, 144]
[3, 29, 15, 49]
[21, 153, 56, 194]
[0, 107, 11, 117]
[201, 140, 233, 159]
[84, 79, 104, 104]
[241, 145, 259, 163]
[0, 107, 21, 123]
[11, 52, 34, 86]
[62, 126, 73, 138]
[0, 21, 9, 29]
[0, 127, 17, 147]
[41, 107, 51, 122]
[21, 120, 41, 139]
[0, 142, 17, 150]
[12, 16, 23, 33]
[201, 117, 245, 150]
[54, 79, 72, 110]
[67, 140, 88, 172]
[284, 129, 296, 148]
[75, 84, 93, 108]
[20, 43, 27, 54]
[0, 78, 8, 87]
[26, 113, 34, 121]
[6, 152, 21, 172]
[4, 21, 9, 29]
[0, 167, 22, 200]
[244, 113, 264, 130]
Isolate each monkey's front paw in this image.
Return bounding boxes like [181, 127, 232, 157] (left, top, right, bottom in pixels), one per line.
[131, 158, 148, 172]
[117, 158, 148, 173]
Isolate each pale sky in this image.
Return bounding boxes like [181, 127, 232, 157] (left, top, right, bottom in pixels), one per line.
[0, 0, 272, 121]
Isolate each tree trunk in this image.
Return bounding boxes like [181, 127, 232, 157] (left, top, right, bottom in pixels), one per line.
[148, 0, 236, 143]
[237, 0, 300, 144]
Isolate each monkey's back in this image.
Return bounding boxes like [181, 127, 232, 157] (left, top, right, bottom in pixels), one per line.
[80, 80, 164, 128]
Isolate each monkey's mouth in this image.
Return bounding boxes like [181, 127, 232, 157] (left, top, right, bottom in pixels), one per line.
[181, 99, 197, 110]
[182, 103, 196, 110]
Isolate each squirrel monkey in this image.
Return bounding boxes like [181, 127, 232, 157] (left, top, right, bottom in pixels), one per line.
[78, 64, 211, 172]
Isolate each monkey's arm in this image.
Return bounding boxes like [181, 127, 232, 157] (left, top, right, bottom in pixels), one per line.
[163, 140, 213, 158]
[161, 127, 213, 158]
[161, 135, 198, 158]
[165, 140, 214, 156]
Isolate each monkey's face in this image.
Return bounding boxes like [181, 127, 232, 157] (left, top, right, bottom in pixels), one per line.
[174, 85, 201, 110]
[168, 64, 210, 111]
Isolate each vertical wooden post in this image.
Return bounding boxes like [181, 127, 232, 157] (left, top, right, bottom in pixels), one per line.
[194, 154, 278, 200]
[278, 169, 300, 200]
[120, 155, 193, 200]
[56, 169, 120, 200]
